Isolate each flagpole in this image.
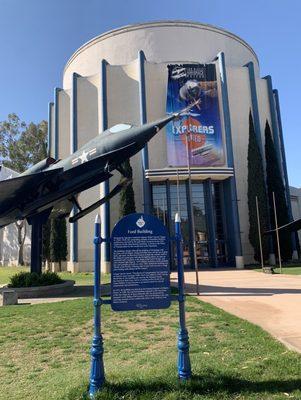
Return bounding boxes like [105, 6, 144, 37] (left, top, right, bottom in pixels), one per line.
[185, 132, 200, 295]
[273, 191, 282, 273]
[177, 169, 180, 215]
[162, 196, 166, 226]
[176, 169, 186, 294]
[255, 196, 264, 269]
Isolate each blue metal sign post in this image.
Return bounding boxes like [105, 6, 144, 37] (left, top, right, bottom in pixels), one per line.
[89, 215, 105, 398]
[88, 212, 191, 397]
[175, 212, 192, 380]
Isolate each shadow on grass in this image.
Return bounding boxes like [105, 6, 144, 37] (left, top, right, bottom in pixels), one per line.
[179, 282, 301, 297]
[28, 284, 111, 299]
[66, 373, 301, 399]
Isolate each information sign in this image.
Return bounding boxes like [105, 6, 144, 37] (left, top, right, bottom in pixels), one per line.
[111, 213, 170, 311]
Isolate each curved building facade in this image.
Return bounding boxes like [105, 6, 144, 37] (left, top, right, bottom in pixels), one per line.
[48, 21, 296, 272]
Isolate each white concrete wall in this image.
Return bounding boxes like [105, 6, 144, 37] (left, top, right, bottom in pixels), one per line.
[57, 89, 71, 264]
[75, 75, 100, 271]
[58, 61, 272, 270]
[63, 21, 259, 89]
[106, 61, 143, 227]
[256, 79, 272, 158]
[145, 62, 169, 170]
[290, 186, 301, 243]
[273, 93, 286, 183]
[49, 103, 55, 158]
[53, 22, 281, 270]
[50, 89, 71, 270]
[57, 90, 70, 160]
[1, 223, 31, 266]
[227, 67, 254, 263]
[57, 63, 274, 269]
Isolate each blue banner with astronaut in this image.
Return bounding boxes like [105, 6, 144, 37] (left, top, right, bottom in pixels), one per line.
[166, 64, 225, 167]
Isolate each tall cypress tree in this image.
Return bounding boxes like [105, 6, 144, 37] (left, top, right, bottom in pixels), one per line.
[265, 121, 292, 260]
[119, 159, 136, 217]
[247, 110, 269, 262]
[58, 218, 68, 268]
[50, 217, 68, 271]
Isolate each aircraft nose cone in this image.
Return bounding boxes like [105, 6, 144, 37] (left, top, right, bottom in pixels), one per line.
[135, 114, 176, 144]
[105, 113, 177, 161]
[153, 114, 175, 131]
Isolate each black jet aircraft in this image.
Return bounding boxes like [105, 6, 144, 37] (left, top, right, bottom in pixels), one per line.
[0, 101, 198, 272]
[0, 101, 198, 231]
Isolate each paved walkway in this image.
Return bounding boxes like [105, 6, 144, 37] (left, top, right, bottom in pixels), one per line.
[171, 269, 301, 353]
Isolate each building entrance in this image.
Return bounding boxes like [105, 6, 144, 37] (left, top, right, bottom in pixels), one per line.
[151, 180, 228, 268]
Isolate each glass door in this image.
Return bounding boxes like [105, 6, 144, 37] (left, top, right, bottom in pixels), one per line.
[152, 184, 167, 226]
[169, 183, 190, 267]
[191, 183, 210, 266]
[212, 182, 228, 265]
[151, 180, 228, 269]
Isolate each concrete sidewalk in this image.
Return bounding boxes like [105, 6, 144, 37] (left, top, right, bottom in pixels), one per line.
[171, 269, 301, 353]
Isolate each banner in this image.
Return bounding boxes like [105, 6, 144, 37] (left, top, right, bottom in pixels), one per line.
[166, 64, 225, 167]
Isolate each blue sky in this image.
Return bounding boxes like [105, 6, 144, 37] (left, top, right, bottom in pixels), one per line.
[0, 0, 300, 185]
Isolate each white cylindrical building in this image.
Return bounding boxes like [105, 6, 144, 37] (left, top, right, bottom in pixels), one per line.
[48, 21, 295, 272]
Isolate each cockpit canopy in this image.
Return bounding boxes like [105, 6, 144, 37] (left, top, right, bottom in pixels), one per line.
[109, 123, 132, 133]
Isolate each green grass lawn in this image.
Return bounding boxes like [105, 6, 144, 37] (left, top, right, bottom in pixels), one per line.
[58, 271, 110, 286]
[254, 264, 301, 276]
[0, 266, 28, 285]
[0, 296, 300, 400]
[0, 266, 109, 286]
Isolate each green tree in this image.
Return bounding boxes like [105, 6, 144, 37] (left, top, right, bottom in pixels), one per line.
[265, 121, 292, 260]
[50, 218, 68, 271]
[119, 159, 136, 217]
[0, 115, 48, 172]
[247, 111, 269, 263]
[0, 114, 70, 269]
[0, 114, 26, 162]
[0, 115, 49, 265]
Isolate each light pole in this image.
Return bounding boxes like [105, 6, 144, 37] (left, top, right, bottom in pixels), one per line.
[255, 196, 264, 269]
[272, 192, 282, 273]
[175, 212, 191, 380]
[185, 132, 200, 295]
[163, 196, 166, 226]
[89, 214, 105, 398]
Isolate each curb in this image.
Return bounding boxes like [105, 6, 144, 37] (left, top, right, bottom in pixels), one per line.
[0, 280, 75, 299]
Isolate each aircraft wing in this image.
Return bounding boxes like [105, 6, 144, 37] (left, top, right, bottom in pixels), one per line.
[0, 169, 63, 212]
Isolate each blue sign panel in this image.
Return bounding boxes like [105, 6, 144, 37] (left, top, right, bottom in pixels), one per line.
[111, 213, 171, 311]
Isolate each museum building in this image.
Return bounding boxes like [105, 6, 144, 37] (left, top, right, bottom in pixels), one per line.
[47, 21, 296, 272]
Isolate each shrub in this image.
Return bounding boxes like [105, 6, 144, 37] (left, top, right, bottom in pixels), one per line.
[8, 271, 63, 288]
[119, 158, 136, 218]
[265, 121, 292, 260]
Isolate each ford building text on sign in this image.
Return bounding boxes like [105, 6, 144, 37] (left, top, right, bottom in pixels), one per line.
[111, 213, 171, 311]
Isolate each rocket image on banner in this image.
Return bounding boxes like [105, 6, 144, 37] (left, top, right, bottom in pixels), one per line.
[166, 64, 225, 167]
